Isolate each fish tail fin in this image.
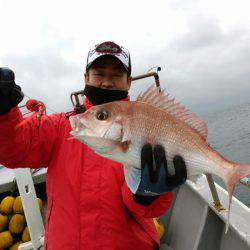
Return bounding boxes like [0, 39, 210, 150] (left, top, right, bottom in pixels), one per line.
[225, 163, 250, 233]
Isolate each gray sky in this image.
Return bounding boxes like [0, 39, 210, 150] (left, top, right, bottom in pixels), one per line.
[1, 0, 250, 117]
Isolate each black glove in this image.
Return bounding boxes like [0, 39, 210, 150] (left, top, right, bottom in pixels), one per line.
[134, 144, 187, 206]
[0, 67, 24, 115]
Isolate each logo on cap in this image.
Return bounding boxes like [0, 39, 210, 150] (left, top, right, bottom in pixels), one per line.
[95, 41, 122, 54]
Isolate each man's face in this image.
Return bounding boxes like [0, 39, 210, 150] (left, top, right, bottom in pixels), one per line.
[84, 56, 132, 91]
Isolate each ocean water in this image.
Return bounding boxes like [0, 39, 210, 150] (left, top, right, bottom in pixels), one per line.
[205, 103, 250, 207]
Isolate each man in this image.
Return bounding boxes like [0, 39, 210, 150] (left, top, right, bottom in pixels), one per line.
[0, 41, 186, 249]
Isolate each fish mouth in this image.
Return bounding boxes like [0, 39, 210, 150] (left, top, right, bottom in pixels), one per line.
[69, 116, 93, 136]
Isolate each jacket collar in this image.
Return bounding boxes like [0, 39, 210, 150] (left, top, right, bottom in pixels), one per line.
[84, 96, 130, 110]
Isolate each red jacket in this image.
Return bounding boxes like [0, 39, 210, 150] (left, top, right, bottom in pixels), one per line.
[0, 101, 173, 250]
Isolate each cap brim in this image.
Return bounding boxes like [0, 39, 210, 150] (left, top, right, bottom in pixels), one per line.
[86, 54, 129, 72]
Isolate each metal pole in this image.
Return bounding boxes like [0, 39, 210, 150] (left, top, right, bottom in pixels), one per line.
[205, 173, 225, 211]
[132, 72, 158, 81]
[132, 67, 161, 82]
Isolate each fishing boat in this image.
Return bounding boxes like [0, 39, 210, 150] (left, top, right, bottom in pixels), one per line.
[0, 68, 249, 250]
[0, 165, 249, 250]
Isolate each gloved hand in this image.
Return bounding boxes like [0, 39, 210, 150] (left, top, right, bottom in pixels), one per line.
[0, 67, 24, 115]
[134, 144, 187, 206]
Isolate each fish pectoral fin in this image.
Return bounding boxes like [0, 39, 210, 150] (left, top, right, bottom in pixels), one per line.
[119, 140, 131, 153]
[123, 164, 141, 194]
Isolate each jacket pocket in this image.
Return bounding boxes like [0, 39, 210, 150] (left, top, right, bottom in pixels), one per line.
[45, 199, 54, 250]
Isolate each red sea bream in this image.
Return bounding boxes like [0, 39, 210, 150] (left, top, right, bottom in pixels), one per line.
[69, 85, 250, 231]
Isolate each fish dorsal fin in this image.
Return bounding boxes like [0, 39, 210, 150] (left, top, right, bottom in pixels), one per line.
[136, 84, 208, 139]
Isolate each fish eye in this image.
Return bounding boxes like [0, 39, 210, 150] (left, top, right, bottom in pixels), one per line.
[96, 110, 109, 121]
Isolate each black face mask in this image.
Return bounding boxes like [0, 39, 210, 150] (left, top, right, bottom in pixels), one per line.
[83, 84, 128, 105]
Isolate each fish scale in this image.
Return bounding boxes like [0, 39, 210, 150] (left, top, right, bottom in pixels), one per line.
[123, 114, 210, 178]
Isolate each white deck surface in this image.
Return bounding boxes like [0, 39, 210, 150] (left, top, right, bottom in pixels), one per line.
[188, 177, 250, 247]
[0, 165, 47, 193]
[161, 176, 250, 250]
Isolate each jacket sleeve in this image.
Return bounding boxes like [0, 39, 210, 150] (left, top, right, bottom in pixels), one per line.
[122, 181, 174, 218]
[0, 106, 63, 169]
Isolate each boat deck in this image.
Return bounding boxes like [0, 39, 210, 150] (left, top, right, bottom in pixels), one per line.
[160, 177, 250, 250]
[0, 166, 46, 194]
[0, 166, 249, 250]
